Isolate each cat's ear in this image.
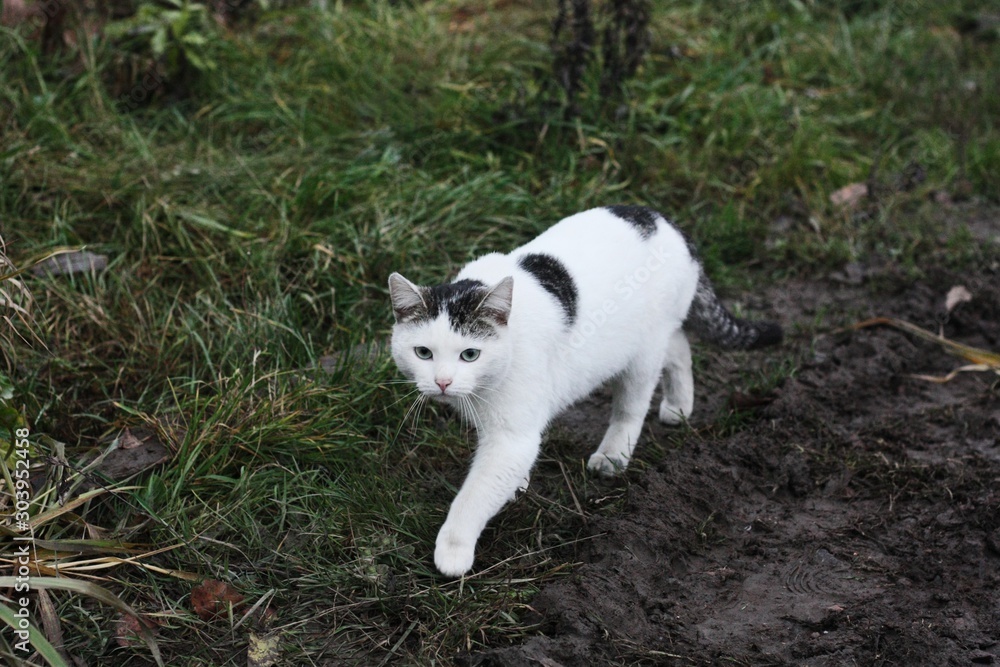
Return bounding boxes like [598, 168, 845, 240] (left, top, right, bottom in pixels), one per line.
[388, 273, 427, 323]
[476, 276, 514, 326]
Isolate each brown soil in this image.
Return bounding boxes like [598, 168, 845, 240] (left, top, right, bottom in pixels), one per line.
[470, 263, 1000, 666]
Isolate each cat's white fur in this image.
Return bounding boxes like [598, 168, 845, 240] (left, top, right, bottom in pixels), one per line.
[389, 208, 754, 577]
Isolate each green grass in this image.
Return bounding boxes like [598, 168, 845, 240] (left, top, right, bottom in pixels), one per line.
[1, 0, 998, 663]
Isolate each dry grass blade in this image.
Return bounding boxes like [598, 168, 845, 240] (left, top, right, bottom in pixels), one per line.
[0, 234, 43, 365]
[0, 576, 164, 666]
[30, 539, 145, 555]
[911, 364, 993, 384]
[850, 317, 1000, 380]
[0, 602, 69, 667]
[26, 488, 114, 529]
[0, 539, 198, 581]
[35, 588, 69, 665]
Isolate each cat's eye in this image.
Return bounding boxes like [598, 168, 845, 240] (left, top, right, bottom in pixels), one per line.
[460, 348, 481, 362]
[414, 346, 433, 360]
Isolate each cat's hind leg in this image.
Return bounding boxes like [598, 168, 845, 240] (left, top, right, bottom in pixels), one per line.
[659, 329, 694, 425]
[587, 359, 662, 476]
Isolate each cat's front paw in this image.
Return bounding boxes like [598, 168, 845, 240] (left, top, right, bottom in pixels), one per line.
[434, 528, 476, 577]
[587, 452, 629, 477]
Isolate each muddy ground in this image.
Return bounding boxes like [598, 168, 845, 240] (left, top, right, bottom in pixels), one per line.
[470, 249, 999, 665]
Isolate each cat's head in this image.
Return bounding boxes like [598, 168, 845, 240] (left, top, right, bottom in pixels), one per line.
[388, 273, 513, 402]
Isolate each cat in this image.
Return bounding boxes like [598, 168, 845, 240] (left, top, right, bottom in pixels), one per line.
[388, 205, 782, 577]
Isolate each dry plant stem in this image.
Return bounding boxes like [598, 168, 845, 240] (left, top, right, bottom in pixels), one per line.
[849, 317, 1000, 370]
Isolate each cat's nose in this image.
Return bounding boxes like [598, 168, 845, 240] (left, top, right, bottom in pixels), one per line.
[436, 379, 452, 393]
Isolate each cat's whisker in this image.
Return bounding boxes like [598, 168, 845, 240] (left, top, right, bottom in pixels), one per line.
[467, 387, 494, 402]
[470, 398, 486, 435]
[402, 392, 421, 419]
[457, 395, 471, 432]
[465, 391, 495, 434]
[383, 386, 422, 411]
[393, 391, 428, 444]
[462, 394, 485, 434]
[416, 393, 430, 425]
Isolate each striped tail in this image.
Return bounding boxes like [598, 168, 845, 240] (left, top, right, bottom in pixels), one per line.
[685, 272, 783, 350]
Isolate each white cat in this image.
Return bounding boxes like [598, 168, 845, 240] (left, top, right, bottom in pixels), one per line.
[389, 205, 781, 577]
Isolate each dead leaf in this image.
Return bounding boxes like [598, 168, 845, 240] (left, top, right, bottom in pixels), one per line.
[37, 588, 69, 663]
[0, 0, 38, 28]
[829, 182, 868, 209]
[115, 613, 160, 649]
[728, 391, 775, 411]
[448, 6, 477, 33]
[31, 250, 108, 276]
[191, 579, 245, 621]
[933, 190, 954, 206]
[80, 427, 171, 491]
[247, 631, 282, 667]
[117, 428, 151, 450]
[945, 285, 972, 314]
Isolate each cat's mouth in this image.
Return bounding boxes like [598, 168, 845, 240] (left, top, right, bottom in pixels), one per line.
[422, 386, 466, 403]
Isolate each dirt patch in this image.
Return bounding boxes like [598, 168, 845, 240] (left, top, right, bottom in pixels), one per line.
[470, 264, 999, 666]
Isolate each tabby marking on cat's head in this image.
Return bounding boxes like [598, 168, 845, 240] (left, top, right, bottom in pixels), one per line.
[388, 273, 514, 400]
[389, 274, 513, 338]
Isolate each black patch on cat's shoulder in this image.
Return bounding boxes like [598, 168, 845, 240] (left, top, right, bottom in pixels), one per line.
[606, 204, 661, 239]
[517, 253, 578, 325]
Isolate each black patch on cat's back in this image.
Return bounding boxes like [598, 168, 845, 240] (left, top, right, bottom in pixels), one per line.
[606, 204, 661, 239]
[517, 253, 577, 325]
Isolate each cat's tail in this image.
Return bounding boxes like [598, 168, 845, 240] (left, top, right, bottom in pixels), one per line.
[685, 272, 783, 350]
